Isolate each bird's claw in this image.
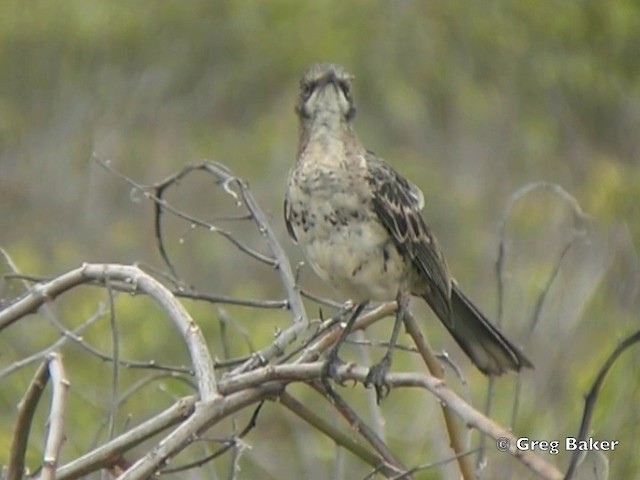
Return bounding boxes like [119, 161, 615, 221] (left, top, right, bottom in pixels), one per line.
[365, 357, 391, 403]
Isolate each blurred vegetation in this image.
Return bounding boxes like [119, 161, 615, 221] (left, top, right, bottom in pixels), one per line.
[1, 1, 639, 478]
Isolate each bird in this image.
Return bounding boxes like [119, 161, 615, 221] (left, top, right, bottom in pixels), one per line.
[284, 63, 532, 395]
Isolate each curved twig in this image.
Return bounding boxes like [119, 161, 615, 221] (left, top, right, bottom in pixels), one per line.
[564, 329, 640, 479]
[496, 181, 590, 330]
[482, 181, 590, 470]
[94, 157, 310, 372]
[201, 161, 308, 328]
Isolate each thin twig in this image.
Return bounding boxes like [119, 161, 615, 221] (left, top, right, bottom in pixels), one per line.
[94, 156, 277, 276]
[160, 402, 264, 474]
[218, 307, 257, 354]
[483, 181, 589, 471]
[219, 307, 242, 480]
[565, 330, 640, 480]
[300, 287, 344, 309]
[105, 279, 120, 443]
[88, 372, 197, 452]
[495, 182, 590, 331]
[0, 304, 106, 380]
[510, 235, 579, 431]
[353, 330, 387, 439]
[295, 302, 398, 364]
[95, 157, 311, 374]
[202, 161, 310, 372]
[388, 448, 480, 480]
[176, 289, 288, 309]
[4, 273, 289, 310]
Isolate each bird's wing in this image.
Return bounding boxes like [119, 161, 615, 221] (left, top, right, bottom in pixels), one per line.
[366, 152, 452, 317]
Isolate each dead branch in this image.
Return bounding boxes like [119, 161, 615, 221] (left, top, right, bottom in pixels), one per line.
[3, 163, 623, 480]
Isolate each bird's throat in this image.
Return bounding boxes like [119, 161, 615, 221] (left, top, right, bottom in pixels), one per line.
[298, 116, 360, 165]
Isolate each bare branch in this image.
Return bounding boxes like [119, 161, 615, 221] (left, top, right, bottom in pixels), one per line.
[0, 264, 218, 399]
[280, 391, 405, 478]
[113, 359, 563, 479]
[8, 318, 564, 480]
[41, 353, 69, 480]
[56, 397, 197, 480]
[175, 289, 288, 309]
[94, 157, 310, 372]
[84, 264, 219, 399]
[218, 363, 563, 479]
[4, 165, 603, 480]
[6, 272, 290, 309]
[401, 310, 475, 480]
[230, 164, 308, 325]
[310, 381, 410, 476]
[95, 156, 277, 278]
[7, 359, 50, 480]
[117, 384, 283, 480]
[106, 280, 120, 442]
[172, 161, 310, 326]
[294, 302, 398, 364]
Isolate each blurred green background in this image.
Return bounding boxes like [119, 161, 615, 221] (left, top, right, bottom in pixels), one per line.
[1, 1, 639, 478]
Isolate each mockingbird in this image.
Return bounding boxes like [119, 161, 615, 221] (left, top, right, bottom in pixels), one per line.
[285, 63, 532, 394]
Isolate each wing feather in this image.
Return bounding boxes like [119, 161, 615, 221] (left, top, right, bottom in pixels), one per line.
[366, 153, 452, 318]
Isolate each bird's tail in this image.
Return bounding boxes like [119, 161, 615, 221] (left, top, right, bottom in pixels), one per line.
[423, 284, 533, 375]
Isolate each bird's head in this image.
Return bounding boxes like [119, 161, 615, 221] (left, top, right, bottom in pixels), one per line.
[295, 63, 356, 125]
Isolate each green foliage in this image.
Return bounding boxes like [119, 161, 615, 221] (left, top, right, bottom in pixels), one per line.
[1, 1, 639, 478]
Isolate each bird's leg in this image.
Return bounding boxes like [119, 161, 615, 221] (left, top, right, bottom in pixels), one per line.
[322, 301, 368, 386]
[365, 292, 410, 403]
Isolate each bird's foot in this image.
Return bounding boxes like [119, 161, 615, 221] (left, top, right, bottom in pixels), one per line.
[321, 348, 345, 392]
[365, 356, 391, 404]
